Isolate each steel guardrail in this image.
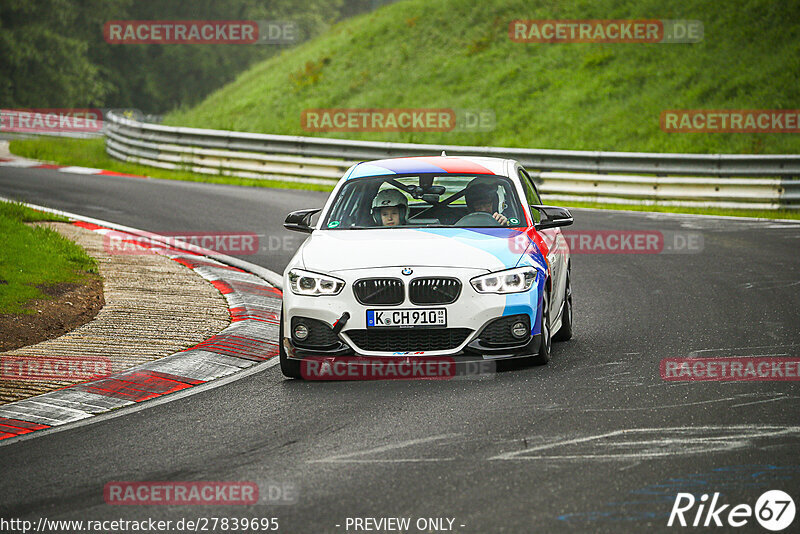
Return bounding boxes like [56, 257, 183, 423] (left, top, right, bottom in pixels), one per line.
[105, 112, 799, 209]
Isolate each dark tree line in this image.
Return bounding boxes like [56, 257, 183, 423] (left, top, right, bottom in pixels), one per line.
[0, 0, 392, 113]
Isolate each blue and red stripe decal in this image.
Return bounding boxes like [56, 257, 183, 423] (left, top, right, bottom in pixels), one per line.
[347, 156, 495, 179]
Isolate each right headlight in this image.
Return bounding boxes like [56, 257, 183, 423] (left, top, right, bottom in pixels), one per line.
[470, 266, 537, 294]
[288, 269, 344, 296]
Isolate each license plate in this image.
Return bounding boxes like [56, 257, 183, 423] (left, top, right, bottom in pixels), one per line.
[367, 308, 446, 328]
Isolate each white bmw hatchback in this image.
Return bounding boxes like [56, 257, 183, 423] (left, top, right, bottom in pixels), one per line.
[280, 155, 573, 378]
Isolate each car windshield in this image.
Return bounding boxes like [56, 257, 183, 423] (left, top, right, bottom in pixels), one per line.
[322, 174, 526, 229]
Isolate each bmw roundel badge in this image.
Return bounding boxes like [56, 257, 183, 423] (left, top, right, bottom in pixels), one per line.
[402, 267, 413, 276]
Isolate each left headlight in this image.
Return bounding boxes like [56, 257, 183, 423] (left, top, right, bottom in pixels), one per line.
[288, 269, 345, 296]
[470, 266, 537, 294]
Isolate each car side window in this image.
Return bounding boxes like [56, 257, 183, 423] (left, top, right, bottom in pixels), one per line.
[518, 168, 542, 223]
[518, 169, 541, 204]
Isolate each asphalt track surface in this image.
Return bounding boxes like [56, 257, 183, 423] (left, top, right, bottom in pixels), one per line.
[1, 166, 799, 533]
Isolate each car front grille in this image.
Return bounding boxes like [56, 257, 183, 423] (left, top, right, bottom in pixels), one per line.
[478, 314, 531, 346]
[409, 277, 462, 305]
[346, 328, 472, 352]
[353, 278, 404, 306]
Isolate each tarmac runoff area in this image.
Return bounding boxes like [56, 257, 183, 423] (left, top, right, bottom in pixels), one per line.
[0, 218, 283, 441]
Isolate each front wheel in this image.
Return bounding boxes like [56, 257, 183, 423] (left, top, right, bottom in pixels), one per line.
[553, 267, 573, 342]
[527, 288, 551, 366]
[279, 306, 302, 379]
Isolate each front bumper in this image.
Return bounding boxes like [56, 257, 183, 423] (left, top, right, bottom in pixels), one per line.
[283, 265, 543, 361]
[284, 332, 542, 363]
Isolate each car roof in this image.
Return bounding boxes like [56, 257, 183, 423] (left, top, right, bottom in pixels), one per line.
[345, 156, 510, 180]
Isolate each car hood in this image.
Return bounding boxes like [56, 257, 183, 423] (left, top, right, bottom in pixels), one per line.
[301, 228, 533, 272]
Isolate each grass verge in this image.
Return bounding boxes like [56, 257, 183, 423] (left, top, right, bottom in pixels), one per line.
[0, 200, 98, 314]
[165, 0, 800, 155]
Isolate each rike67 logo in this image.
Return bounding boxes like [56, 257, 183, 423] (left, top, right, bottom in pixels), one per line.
[668, 490, 795, 531]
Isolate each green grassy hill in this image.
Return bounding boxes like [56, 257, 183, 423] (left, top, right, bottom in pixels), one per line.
[165, 0, 799, 154]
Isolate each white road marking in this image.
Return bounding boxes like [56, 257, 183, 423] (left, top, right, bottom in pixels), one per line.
[57, 166, 103, 174]
[597, 371, 632, 378]
[539, 397, 740, 412]
[739, 280, 800, 290]
[490, 431, 624, 460]
[730, 396, 798, 408]
[0, 159, 41, 167]
[688, 344, 799, 357]
[309, 433, 461, 464]
[619, 461, 641, 471]
[489, 426, 800, 461]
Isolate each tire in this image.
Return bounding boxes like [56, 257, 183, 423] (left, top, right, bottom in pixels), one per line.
[552, 267, 573, 342]
[279, 306, 302, 379]
[527, 287, 551, 366]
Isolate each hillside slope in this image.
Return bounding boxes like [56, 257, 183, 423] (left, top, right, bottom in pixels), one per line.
[166, 0, 800, 154]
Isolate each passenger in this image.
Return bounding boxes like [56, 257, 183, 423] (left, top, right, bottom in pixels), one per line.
[465, 180, 509, 226]
[371, 188, 408, 227]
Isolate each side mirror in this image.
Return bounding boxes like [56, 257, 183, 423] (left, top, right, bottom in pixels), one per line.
[532, 205, 574, 230]
[284, 208, 321, 234]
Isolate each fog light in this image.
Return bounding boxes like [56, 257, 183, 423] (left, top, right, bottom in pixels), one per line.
[511, 321, 528, 339]
[294, 323, 309, 341]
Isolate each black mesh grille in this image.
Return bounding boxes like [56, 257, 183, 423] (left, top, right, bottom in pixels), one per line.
[409, 278, 462, 305]
[354, 278, 404, 306]
[291, 317, 339, 348]
[478, 315, 530, 346]
[346, 328, 471, 352]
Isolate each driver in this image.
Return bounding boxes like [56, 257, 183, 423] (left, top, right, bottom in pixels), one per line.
[371, 188, 408, 227]
[464, 179, 509, 226]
